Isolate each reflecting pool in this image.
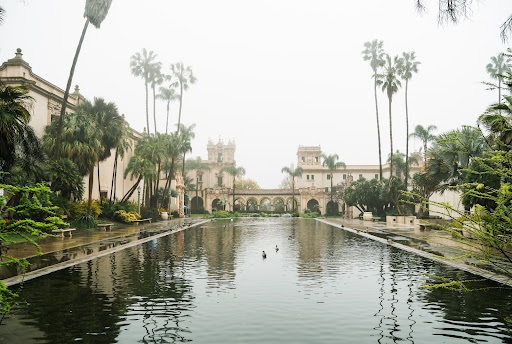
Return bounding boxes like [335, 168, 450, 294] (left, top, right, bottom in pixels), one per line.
[2, 218, 512, 343]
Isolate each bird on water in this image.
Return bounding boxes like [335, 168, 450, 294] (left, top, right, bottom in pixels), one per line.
[275, 245, 279, 252]
[262, 251, 267, 258]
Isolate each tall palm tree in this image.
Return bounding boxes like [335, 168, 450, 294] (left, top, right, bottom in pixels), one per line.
[386, 150, 418, 183]
[54, 0, 113, 160]
[397, 51, 420, 189]
[376, 54, 402, 179]
[110, 116, 132, 202]
[478, 95, 512, 149]
[178, 123, 196, 175]
[362, 39, 385, 180]
[149, 63, 163, 134]
[321, 153, 346, 214]
[157, 85, 179, 134]
[169, 62, 197, 135]
[486, 53, 512, 104]
[220, 165, 246, 212]
[410, 124, 437, 166]
[130, 48, 159, 135]
[281, 166, 303, 213]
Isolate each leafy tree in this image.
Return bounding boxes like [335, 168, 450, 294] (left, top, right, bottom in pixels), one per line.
[48, 158, 84, 201]
[169, 62, 197, 135]
[281, 166, 303, 212]
[362, 39, 385, 180]
[130, 48, 159, 135]
[278, 176, 291, 189]
[220, 165, 246, 211]
[410, 124, 437, 166]
[121, 155, 155, 203]
[478, 95, 512, 149]
[397, 51, 420, 188]
[157, 85, 179, 134]
[386, 150, 418, 182]
[343, 178, 386, 215]
[486, 53, 511, 104]
[54, 0, 113, 160]
[321, 153, 346, 213]
[235, 178, 260, 190]
[411, 170, 442, 217]
[376, 54, 402, 178]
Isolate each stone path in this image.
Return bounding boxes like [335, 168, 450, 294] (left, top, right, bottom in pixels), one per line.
[318, 218, 512, 287]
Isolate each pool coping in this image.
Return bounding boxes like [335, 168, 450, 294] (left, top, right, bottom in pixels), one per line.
[317, 218, 512, 287]
[3, 219, 211, 287]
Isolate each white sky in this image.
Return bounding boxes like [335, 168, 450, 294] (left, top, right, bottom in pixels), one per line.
[1, 0, 510, 188]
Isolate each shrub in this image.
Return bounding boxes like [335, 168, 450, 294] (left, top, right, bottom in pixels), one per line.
[101, 201, 137, 219]
[292, 212, 299, 217]
[171, 210, 179, 218]
[113, 210, 141, 223]
[72, 213, 96, 228]
[68, 200, 101, 220]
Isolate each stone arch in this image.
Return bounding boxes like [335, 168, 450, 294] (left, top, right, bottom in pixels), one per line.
[212, 198, 225, 211]
[190, 196, 204, 213]
[260, 198, 271, 212]
[326, 200, 339, 216]
[234, 198, 245, 212]
[285, 197, 299, 212]
[307, 198, 320, 213]
[273, 197, 285, 212]
[246, 198, 258, 211]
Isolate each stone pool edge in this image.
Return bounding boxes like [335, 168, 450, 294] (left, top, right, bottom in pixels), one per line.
[3, 219, 211, 287]
[317, 218, 512, 287]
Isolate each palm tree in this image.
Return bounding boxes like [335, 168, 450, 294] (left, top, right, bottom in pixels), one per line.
[386, 150, 418, 182]
[121, 155, 155, 203]
[376, 54, 402, 179]
[109, 116, 132, 202]
[149, 63, 164, 134]
[178, 123, 196, 175]
[321, 153, 346, 214]
[54, 0, 113, 160]
[486, 53, 512, 104]
[169, 62, 197, 135]
[362, 40, 386, 180]
[157, 85, 179, 134]
[220, 165, 246, 212]
[478, 95, 512, 149]
[130, 48, 159, 135]
[410, 124, 438, 166]
[397, 52, 420, 188]
[281, 166, 303, 213]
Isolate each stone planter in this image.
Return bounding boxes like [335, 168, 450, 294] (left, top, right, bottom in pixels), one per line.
[160, 212, 169, 220]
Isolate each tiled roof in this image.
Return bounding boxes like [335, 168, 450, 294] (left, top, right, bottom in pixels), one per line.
[235, 189, 298, 195]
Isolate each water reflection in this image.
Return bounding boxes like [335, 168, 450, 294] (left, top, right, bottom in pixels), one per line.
[2, 218, 512, 343]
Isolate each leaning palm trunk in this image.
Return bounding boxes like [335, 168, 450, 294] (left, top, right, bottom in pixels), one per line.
[54, 20, 90, 160]
[97, 159, 101, 203]
[109, 149, 118, 202]
[121, 175, 142, 203]
[374, 74, 383, 180]
[161, 157, 175, 207]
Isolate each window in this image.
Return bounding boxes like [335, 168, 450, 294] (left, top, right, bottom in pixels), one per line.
[343, 174, 346, 180]
[217, 176, 223, 187]
[198, 175, 203, 182]
[217, 153, 223, 163]
[311, 175, 315, 180]
[301, 157, 305, 162]
[307, 175, 310, 180]
[359, 174, 363, 179]
[325, 187, 329, 192]
[327, 174, 331, 180]
[315, 157, 319, 163]
[375, 174, 378, 179]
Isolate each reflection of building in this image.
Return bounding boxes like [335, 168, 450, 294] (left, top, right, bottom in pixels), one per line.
[0, 49, 140, 202]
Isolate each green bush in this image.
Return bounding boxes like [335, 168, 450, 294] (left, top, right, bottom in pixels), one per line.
[101, 201, 138, 219]
[292, 212, 299, 217]
[113, 210, 141, 223]
[68, 200, 101, 220]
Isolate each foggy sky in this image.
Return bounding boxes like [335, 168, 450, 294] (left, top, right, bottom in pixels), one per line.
[1, 0, 510, 188]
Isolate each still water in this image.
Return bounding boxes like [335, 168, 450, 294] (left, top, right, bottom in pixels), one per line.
[2, 218, 512, 343]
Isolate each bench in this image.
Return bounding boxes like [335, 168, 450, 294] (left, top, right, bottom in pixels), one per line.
[97, 223, 114, 231]
[132, 218, 152, 225]
[371, 217, 381, 222]
[419, 223, 434, 231]
[52, 228, 76, 238]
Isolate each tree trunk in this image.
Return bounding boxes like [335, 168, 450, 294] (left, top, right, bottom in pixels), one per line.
[87, 164, 94, 214]
[145, 80, 150, 135]
[182, 152, 187, 176]
[405, 80, 409, 189]
[388, 94, 393, 179]
[499, 78, 502, 105]
[232, 179, 236, 212]
[120, 176, 142, 203]
[292, 177, 295, 213]
[165, 101, 170, 134]
[161, 157, 175, 207]
[110, 149, 118, 202]
[374, 73, 383, 181]
[177, 83, 183, 135]
[54, 19, 89, 160]
[97, 159, 101, 204]
[152, 84, 157, 134]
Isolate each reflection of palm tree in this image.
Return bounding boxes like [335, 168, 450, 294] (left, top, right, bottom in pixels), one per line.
[397, 52, 420, 188]
[376, 54, 402, 179]
[54, 0, 113, 160]
[281, 166, 303, 212]
[362, 40, 386, 180]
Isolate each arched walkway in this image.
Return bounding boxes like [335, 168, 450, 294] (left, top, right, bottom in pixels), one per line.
[260, 198, 271, 212]
[273, 198, 285, 212]
[286, 198, 299, 212]
[326, 200, 338, 216]
[190, 196, 204, 213]
[212, 198, 225, 211]
[307, 199, 320, 213]
[234, 198, 245, 212]
[246, 198, 258, 211]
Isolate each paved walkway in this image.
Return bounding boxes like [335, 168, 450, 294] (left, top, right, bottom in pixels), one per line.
[319, 218, 512, 287]
[1, 217, 209, 286]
